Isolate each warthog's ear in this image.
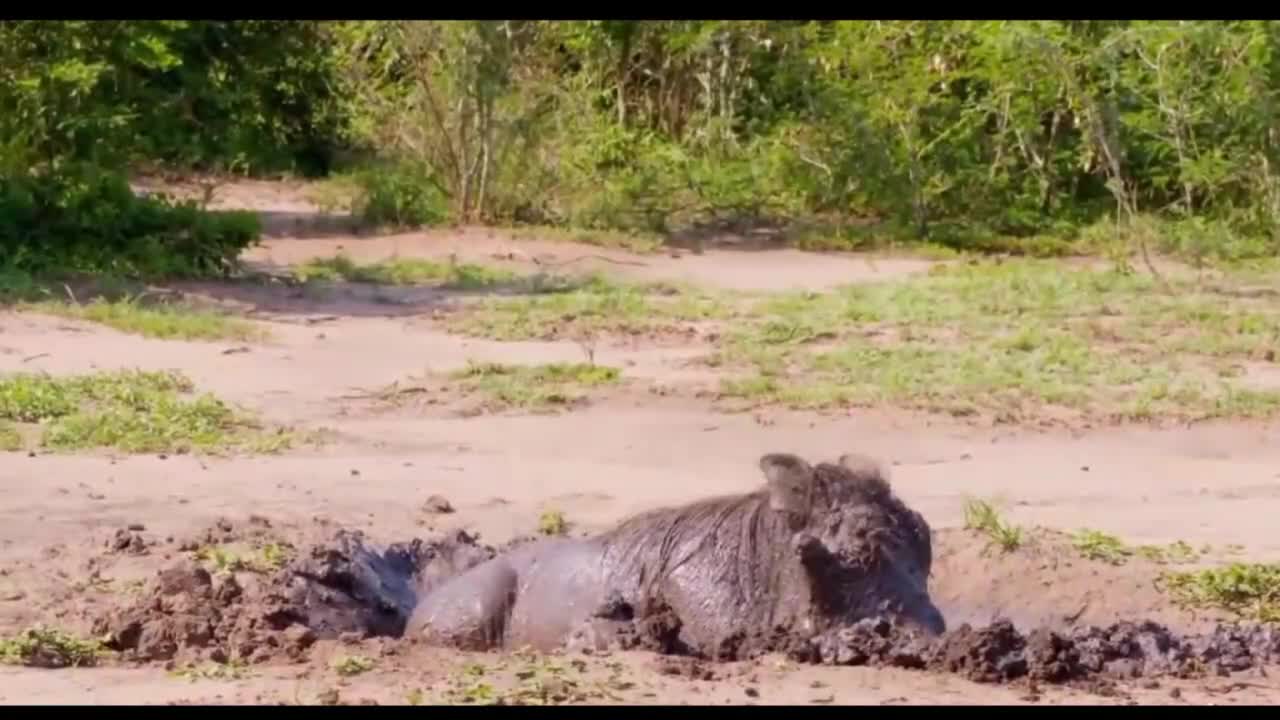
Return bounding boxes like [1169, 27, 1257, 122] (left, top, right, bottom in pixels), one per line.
[837, 452, 891, 500]
[759, 453, 815, 518]
[837, 452, 887, 480]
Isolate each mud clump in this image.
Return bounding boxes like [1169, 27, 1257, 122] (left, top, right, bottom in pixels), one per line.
[95, 528, 495, 665]
[106, 528, 151, 555]
[790, 617, 1280, 686]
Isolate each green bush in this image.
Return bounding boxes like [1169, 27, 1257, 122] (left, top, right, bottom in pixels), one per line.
[0, 167, 260, 278]
[352, 162, 450, 228]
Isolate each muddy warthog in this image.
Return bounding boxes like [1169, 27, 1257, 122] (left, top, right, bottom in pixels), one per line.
[404, 452, 944, 657]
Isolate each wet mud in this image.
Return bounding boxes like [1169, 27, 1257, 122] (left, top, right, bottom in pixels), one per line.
[95, 525, 1279, 690]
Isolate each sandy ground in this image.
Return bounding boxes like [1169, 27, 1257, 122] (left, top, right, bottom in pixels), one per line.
[2, 180, 1279, 705]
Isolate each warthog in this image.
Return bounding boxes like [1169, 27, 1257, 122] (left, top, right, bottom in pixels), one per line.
[405, 452, 944, 657]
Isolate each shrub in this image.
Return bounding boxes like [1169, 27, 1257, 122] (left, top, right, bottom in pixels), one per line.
[0, 166, 260, 278]
[352, 161, 450, 228]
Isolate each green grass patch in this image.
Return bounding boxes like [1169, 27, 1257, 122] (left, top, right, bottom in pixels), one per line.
[2, 271, 262, 342]
[446, 276, 731, 341]
[0, 626, 106, 668]
[715, 260, 1280, 424]
[962, 499, 1025, 553]
[1160, 563, 1280, 622]
[25, 298, 263, 342]
[294, 254, 517, 289]
[0, 369, 296, 455]
[449, 361, 621, 411]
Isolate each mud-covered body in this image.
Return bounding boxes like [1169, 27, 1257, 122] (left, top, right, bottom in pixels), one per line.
[405, 452, 945, 655]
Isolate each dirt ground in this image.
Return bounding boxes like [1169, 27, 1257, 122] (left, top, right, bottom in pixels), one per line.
[2, 180, 1280, 705]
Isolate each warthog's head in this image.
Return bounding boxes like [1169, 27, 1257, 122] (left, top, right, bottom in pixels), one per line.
[760, 451, 945, 637]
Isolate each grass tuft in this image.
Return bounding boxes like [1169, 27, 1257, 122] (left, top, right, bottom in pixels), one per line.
[537, 509, 569, 537]
[0, 626, 106, 668]
[450, 361, 621, 411]
[1160, 563, 1280, 622]
[962, 498, 1025, 552]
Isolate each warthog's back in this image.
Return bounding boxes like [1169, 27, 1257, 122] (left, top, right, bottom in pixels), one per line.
[405, 452, 944, 655]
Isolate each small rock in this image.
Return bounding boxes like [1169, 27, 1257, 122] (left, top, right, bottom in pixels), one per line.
[127, 523, 146, 532]
[422, 495, 455, 515]
[743, 687, 759, 698]
[1169, 687, 1182, 699]
[317, 688, 341, 706]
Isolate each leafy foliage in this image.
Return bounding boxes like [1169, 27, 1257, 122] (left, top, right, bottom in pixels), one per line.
[5, 20, 1280, 269]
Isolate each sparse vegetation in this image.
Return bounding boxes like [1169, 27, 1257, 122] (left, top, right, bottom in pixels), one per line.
[0, 626, 106, 668]
[962, 498, 1025, 552]
[537, 508, 569, 537]
[0, 369, 296, 454]
[171, 659, 253, 682]
[1072, 530, 1133, 565]
[716, 260, 1280, 424]
[449, 361, 622, 411]
[433, 653, 630, 705]
[1072, 530, 1207, 566]
[1160, 562, 1280, 622]
[294, 254, 518, 289]
[332, 654, 376, 677]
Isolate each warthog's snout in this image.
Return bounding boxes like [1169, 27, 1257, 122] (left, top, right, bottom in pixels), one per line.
[902, 596, 947, 637]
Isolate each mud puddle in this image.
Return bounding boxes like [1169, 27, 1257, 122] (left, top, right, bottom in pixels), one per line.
[87, 519, 1279, 696]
